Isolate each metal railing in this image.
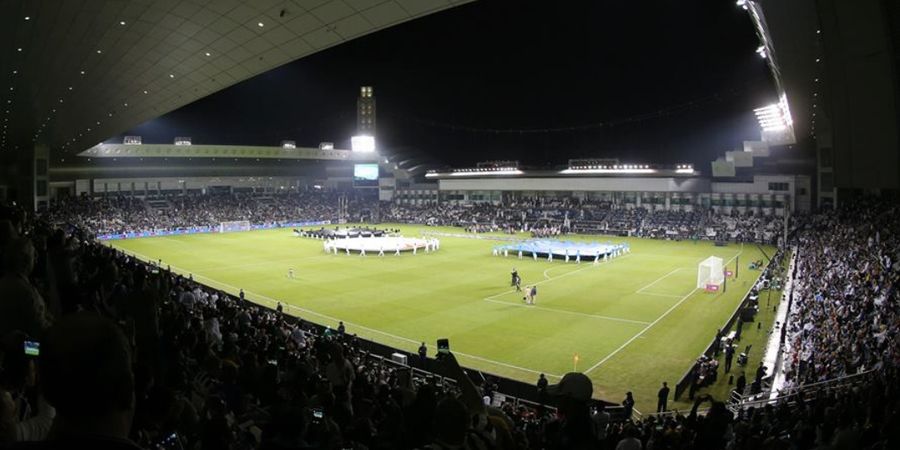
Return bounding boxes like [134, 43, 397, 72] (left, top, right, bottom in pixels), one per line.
[728, 369, 876, 413]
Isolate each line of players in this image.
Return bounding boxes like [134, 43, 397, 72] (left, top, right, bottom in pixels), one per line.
[494, 246, 627, 264]
[511, 267, 538, 305]
[322, 237, 441, 256]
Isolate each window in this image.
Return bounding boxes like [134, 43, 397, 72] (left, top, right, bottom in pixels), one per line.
[768, 182, 789, 191]
[36, 158, 48, 176]
[820, 147, 833, 168]
[821, 173, 834, 192]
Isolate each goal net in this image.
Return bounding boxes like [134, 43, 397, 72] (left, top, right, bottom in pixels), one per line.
[697, 256, 725, 289]
[219, 220, 251, 233]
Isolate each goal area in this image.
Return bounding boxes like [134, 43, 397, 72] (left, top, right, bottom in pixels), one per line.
[219, 220, 251, 233]
[697, 256, 724, 289]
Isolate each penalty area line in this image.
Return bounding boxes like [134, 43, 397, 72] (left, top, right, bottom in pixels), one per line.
[584, 287, 700, 374]
[584, 245, 746, 373]
[117, 247, 563, 379]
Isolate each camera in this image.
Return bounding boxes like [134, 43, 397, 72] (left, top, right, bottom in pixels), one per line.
[436, 338, 450, 358]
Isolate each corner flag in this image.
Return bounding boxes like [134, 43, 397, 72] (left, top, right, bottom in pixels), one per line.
[573, 353, 580, 371]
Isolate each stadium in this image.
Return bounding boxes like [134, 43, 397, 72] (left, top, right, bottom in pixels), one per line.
[0, 1, 898, 449]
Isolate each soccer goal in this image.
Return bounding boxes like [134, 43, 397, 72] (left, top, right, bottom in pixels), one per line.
[697, 256, 725, 289]
[219, 220, 251, 233]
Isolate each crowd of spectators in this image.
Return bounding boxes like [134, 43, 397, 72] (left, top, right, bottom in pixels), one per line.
[1, 194, 899, 449]
[780, 198, 900, 389]
[387, 200, 780, 245]
[43, 192, 782, 246]
[44, 192, 363, 236]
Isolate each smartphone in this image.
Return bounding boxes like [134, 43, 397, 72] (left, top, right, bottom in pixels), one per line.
[156, 432, 180, 450]
[24, 340, 40, 357]
[312, 407, 324, 423]
[437, 338, 450, 355]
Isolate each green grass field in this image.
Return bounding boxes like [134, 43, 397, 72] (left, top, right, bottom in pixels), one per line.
[109, 224, 772, 412]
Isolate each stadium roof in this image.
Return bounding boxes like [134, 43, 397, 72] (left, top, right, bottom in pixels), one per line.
[0, 0, 471, 155]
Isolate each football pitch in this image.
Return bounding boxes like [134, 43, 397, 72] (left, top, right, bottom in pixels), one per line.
[109, 224, 772, 411]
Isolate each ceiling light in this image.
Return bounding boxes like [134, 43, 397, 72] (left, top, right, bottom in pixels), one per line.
[120, 21, 126, 25]
[205, 52, 211, 56]
[68, 86, 73, 90]
[80, 70, 85, 75]
[257, 22, 264, 27]
[24, 16, 30, 21]
[96, 50, 102, 54]
[11, 70, 17, 74]
[17, 48, 22, 52]
[123, 103, 128, 107]
[143, 90, 148, 94]
[169, 74, 174, 78]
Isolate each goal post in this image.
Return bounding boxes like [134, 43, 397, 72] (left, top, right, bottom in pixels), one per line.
[697, 256, 725, 289]
[219, 220, 251, 233]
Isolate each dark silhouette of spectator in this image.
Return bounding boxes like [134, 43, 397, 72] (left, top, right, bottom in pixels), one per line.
[33, 314, 140, 449]
[417, 342, 427, 368]
[543, 372, 599, 449]
[0, 239, 51, 339]
[735, 373, 747, 396]
[621, 392, 635, 420]
[656, 382, 669, 413]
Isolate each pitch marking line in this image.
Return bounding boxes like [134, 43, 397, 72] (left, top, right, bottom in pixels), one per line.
[486, 257, 648, 325]
[483, 298, 650, 325]
[634, 291, 683, 299]
[635, 268, 682, 295]
[117, 247, 564, 380]
[584, 287, 700, 374]
[584, 246, 745, 374]
[493, 253, 634, 301]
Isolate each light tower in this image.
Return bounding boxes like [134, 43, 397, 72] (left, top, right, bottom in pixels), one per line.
[357, 86, 376, 135]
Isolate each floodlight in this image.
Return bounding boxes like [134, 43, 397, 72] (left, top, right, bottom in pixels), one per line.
[351, 135, 376, 152]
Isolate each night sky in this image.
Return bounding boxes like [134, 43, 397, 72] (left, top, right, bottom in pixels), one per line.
[117, 0, 774, 168]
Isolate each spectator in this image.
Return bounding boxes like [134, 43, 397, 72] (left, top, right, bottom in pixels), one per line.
[0, 239, 51, 339]
[543, 372, 599, 449]
[656, 382, 669, 413]
[34, 314, 140, 449]
[621, 392, 635, 420]
[615, 424, 642, 450]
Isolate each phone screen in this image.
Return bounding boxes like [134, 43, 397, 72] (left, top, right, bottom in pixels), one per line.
[24, 340, 40, 356]
[156, 432, 179, 450]
[437, 338, 450, 354]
